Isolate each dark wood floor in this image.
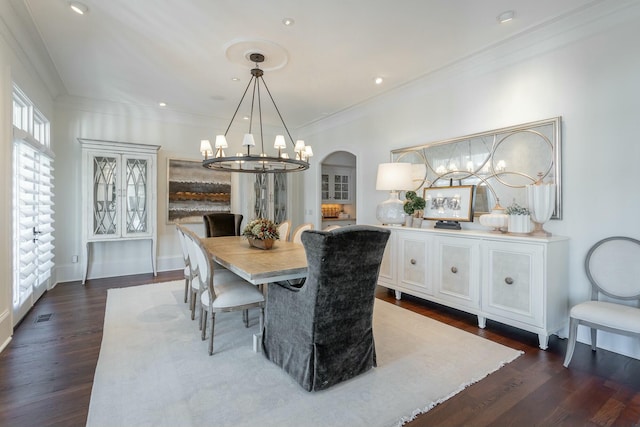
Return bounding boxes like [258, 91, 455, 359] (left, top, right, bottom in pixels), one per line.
[1, 272, 640, 427]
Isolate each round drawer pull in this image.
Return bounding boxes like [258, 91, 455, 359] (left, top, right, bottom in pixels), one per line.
[451, 266, 458, 274]
[505, 277, 514, 285]
[410, 259, 417, 265]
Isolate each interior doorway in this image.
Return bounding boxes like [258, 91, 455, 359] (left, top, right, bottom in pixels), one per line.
[320, 151, 356, 230]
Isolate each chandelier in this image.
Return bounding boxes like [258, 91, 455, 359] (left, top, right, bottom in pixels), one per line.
[201, 53, 312, 173]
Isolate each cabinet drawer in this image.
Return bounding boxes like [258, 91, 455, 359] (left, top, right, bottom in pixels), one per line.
[482, 242, 543, 327]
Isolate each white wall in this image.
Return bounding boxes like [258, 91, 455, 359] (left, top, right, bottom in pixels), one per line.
[298, 2, 640, 358]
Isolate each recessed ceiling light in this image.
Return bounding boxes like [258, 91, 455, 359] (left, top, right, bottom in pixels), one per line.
[69, 1, 89, 15]
[242, 116, 250, 120]
[374, 77, 384, 85]
[231, 77, 240, 82]
[282, 17, 295, 26]
[158, 102, 167, 107]
[497, 10, 515, 24]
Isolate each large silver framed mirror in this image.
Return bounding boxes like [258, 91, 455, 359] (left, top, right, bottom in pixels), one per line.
[391, 117, 562, 219]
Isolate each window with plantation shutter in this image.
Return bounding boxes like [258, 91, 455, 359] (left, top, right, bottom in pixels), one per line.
[12, 85, 54, 324]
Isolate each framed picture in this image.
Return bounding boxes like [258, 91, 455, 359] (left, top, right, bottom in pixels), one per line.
[166, 158, 231, 224]
[423, 185, 476, 222]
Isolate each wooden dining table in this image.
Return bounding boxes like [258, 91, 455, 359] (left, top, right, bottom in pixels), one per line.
[200, 236, 308, 285]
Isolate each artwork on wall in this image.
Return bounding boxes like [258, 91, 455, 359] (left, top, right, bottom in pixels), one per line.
[167, 158, 231, 224]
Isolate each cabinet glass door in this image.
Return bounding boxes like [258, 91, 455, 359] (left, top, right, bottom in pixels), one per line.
[321, 173, 330, 200]
[273, 173, 287, 224]
[125, 157, 148, 234]
[92, 155, 118, 236]
[252, 173, 288, 222]
[333, 173, 350, 201]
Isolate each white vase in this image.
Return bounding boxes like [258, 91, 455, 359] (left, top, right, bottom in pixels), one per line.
[527, 182, 556, 236]
[508, 214, 531, 234]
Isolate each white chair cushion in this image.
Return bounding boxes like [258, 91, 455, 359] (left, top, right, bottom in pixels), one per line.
[571, 301, 640, 333]
[201, 280, 264, 309]
[191, 269, 242, 291]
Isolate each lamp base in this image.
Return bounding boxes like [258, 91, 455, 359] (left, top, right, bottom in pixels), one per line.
[376, 191, 406, 225]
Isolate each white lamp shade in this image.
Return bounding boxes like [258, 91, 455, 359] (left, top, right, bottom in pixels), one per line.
[376, 163, 413, 191]
[304, 145, 313, 157]
[242, 133, 256, 147]
[215, 135, 228, 149]
[411, 163, 427, 185]
[273, 135, 286, 149]
[294, 140, 306, 152]
[200, 139, 213, 155]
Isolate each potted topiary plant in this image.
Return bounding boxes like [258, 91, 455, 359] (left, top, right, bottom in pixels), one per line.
[403, 190, 426, 227]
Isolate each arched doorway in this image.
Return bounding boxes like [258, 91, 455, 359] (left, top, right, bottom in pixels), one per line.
[320, 151, 357, 229]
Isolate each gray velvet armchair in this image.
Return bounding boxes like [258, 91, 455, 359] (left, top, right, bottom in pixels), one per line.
[262, 225, 391, 391]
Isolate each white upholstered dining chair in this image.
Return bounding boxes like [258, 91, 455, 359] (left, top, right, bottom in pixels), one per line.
[563, 236, 640, 367]
[323, 225, 341, 231]
[175, 225, 194, 304]
[184, 229, 265, 355]
[277, 220, 291, 242]
[182, 227, 241, 321]
[292, 223, 313, 244]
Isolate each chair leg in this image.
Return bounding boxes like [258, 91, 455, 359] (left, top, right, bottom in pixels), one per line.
[590, 328, 598, 351]
[198, 305, 204, 330]
[243, 309, 249, 327]
[563, 317, 579, 367]
[190, 289, 196, 320]
[201, 308, 207, 340]
[184, 278, 189, 303]
[259, 306, 264, 332]
[208, 312, 216, 355]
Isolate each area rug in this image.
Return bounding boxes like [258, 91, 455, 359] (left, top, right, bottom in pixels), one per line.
[86, 281, 522, 427]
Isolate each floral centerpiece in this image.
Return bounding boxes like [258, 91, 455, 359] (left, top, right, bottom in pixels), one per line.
[242, 218, 280, 249]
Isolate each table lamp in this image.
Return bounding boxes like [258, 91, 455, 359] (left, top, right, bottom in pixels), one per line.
[376, 162, 413, 225]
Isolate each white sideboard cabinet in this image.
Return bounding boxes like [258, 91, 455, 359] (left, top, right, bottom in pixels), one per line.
[377, 226, 569, 349]
[79, 139, 161, 284]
